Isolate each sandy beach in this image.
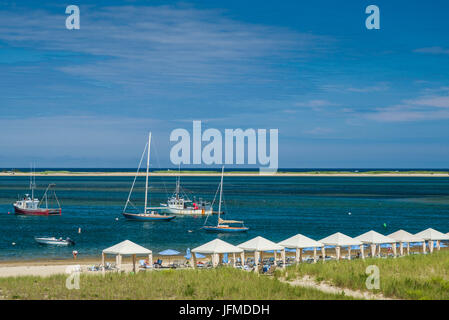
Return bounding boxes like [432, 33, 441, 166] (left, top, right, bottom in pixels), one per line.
[0, 255, 188, 277]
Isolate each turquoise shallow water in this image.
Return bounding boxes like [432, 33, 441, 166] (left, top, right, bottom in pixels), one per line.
[1, 176, 449, 260]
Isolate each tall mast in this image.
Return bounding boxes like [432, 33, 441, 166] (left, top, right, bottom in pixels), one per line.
[217, 166, 224, 225]
[30, 163, 35, 200]
[176, 164, 180, 199]
[144, 132, 152, 213]
[29, 164, 32, 197]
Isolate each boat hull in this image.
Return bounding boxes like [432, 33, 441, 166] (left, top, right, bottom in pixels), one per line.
[14, 206, 61, 216]
[122, 212, 176, 221]
[34, 238, 75, 246]
[165, 207, 213, 215]
[202, 226, 249, 233]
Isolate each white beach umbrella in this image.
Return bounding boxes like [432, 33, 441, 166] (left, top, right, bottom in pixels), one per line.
[355, 230, 397, 258]
[192, 238, 242, 268]
[355, 230, 395, 244]
[415, 228, 449, 240]
[238, 236, 283, 271]
[278, 234, 323, 264]
[415, 228, 449, 253]
[319, 232, 362, 261]
[192, 238, 243, 254]
[238, 236, 284, 251]
[102, 240, 152, 272]
[388, 230, 424, 255]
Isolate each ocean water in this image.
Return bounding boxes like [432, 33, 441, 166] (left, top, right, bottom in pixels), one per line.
[1, 176, 449, 260]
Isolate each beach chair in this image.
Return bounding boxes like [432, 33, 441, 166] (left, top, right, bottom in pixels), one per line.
[153, 259, 163, 268]
[139, 260, 152, 270]
[105, 262, 114, 270]
[265, 265, 277, 276]
[88, 265, 98, 272]
[235, 257, 242, 267]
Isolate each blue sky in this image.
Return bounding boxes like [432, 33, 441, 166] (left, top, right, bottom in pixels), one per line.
[0, 0, 449, 168]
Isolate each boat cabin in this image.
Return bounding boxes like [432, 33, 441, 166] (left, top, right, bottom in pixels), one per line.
[15, 194, 39, 210]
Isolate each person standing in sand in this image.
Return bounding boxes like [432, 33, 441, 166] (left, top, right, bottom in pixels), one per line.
[72, 250, 78, 260]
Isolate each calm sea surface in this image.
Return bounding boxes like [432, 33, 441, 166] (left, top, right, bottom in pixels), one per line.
[1, 176, 449, 260]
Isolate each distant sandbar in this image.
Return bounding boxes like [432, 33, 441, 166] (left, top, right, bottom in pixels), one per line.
[1, 170, 448, 177]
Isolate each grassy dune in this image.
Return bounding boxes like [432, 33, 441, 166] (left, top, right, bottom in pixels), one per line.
[279, 250, 449, 300]
[0, 268, 353, 300]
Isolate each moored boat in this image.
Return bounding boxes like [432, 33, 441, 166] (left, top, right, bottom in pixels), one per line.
[202, 167, 249, 233]
[13, 171, 61, 216]
[161, 171, 213, 216]
[122, 132, 176, 222]
[14, 202, 61, 215]
[34, 237, 75, 246]
[202, 221, 249, 233]
[122, 212, 176, 221]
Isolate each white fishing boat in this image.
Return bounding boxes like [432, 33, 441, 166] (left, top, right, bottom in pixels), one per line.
[34, 237, 75, 246]
[161, 168, 213, 216]
[122, 132, 176, 222]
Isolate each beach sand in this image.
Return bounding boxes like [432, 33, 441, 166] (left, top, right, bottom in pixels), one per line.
[0, 254, 197, 277]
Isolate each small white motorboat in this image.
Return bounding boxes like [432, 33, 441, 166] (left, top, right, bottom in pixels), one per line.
[34, 236, 75, 246]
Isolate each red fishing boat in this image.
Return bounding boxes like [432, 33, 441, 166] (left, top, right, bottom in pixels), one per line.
[13, 170, 61, 216]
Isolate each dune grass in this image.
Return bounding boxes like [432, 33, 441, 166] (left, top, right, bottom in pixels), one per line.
[279, 250, 449, 300]
[0, 267, 354, 300]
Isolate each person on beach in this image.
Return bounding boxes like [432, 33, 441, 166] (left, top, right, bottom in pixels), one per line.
[72, 250, 78, 260]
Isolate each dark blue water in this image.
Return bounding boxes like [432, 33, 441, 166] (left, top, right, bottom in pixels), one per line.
[1, 176, 449, 260]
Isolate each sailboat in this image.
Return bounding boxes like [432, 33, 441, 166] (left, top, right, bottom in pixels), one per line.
[122, 132, 176, 222]
[202, 167, 248, 233]
[160, 166, 213, 216]
[13, 166, 61, 216]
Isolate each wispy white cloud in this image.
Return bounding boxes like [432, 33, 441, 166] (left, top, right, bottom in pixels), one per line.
[303, 127, 334, 135]
[413, 46, 449, 55]
[404, 96, 449, 108]
[295, 99, 339, 108]
[346, 83, 389, 93]
[320, 83, 389, 93]
[0, 5, 331, 86]
[293, 99, 340, 112]
[365, 92, 449, 122]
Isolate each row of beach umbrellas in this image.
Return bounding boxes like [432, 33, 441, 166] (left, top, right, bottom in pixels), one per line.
[101, 227, 449, 271]
[188, 227, 449, 269]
